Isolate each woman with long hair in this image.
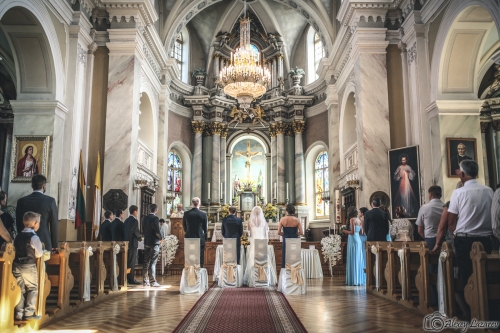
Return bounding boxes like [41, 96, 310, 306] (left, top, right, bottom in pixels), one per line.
[278, 204, 303, 268]
[390, 206, 414, 241]
[244, 206, 269, 285]
[343, 206, 365, 286]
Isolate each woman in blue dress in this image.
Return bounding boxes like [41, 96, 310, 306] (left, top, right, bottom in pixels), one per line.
[278, 204, 303, 268]
[343, 207, 366, 286]
[358, 207, 368, 270]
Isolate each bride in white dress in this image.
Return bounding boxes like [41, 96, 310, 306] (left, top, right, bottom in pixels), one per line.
[244, 206, 269, 285]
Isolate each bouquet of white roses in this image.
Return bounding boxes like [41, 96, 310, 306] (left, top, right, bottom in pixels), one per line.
[321, 234, 342, 267]
[160, 235, 179, 266]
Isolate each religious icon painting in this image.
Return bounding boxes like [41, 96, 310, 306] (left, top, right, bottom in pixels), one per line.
[446, 138, 477, 178]
[11, 135, 50, 182]
[388, 145, 421, 219]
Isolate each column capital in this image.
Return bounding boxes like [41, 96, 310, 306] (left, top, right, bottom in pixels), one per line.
[191, 120, 206, 134]
[292, 120, 306, 134]
[210, 122, 222, 135]
[220, 124, 229, 138]
[351, 28, 389, 57]
[480, 121, 490, 133]
[268, 124, 277, 138]
[275, 121, 287, 135]
[101, 0, 158, 27]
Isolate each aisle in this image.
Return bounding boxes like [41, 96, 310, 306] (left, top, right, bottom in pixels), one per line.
[40, 276, 427, 333]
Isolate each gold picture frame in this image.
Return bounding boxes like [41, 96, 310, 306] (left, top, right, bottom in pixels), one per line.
[10, 135, 50, 182]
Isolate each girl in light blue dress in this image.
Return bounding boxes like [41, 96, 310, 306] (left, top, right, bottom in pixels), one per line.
[343, 207, 366, 286]
[358, 207, 369, 270]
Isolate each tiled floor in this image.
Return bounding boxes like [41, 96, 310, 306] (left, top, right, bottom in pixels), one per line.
[40, 275, 428, 332]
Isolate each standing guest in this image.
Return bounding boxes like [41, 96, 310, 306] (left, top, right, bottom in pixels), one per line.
[364, 198, 389, 241]
[142, 204, 162, 287]
[343, 207, 365, 286]
[442, 161, 493, 316]
[171, 204, 184, 218]
[111, 209, 125, 241]
[358, 207, 368, 267]
[277, 204, 303, 268]
[416, 186, 444, 251]
[16, 175, 58, 253]
[221, 206, 243, 264]
[0, 191, 15, 245]
[490, 183, 500, 245]
[183, 197, 208, 267]
[390, 206, 414, 241]
[99, 211, 114, 241]
[124, 205, 141, 285]
[13, 212, 44, 321]
[159, 219, 169, 239]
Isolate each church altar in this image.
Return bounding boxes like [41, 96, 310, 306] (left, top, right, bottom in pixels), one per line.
[169, 217, 334, 276]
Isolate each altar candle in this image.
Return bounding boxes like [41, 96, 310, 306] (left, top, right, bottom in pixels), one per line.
[274, 182, 277, 200]
[286, 183, 289, 199]
[220, 183, 223, 199]
[208, 183, 211, 200]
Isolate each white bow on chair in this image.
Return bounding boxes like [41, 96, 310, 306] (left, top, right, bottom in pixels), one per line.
[184, 263, 200, 287]
[285, 263, 303, 285]
[222, 261, 237, 283]
[254, 262, 268, 281]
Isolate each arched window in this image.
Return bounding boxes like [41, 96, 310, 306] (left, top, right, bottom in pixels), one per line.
[307, 26, 325, 84]
[167, 150, 182, 214]
[174, 34, 183, 80]
[315, 151, 329, 218]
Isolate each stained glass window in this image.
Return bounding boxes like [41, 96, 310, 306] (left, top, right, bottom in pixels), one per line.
[315, 151, 329, 218]
[167, 151, 182, 215]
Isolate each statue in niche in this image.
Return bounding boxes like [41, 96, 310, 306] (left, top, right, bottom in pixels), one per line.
[485, 64, 500, 98]
[228, 106, 248, 126]
[233, 175, 241, 198]
[267, 32, 282, 49]
[248, 105, 268, 126]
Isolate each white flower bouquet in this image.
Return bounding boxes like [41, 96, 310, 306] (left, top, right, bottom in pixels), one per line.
[321, 234, 342, 267]
[160, 235, 179, 266]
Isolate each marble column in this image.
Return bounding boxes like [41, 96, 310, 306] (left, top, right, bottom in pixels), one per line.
[0, 124, 13, 193]
[492, 118, 500, 183]
[278, 55, 284, 78]
[398, 42, 412, 145]
[480, 119, 490, 187]
[202, 127, 213, 204]
[191, 121, 205, 198]
[352, 28, 391, 206]
[325, 84, 339, 224]
[293, 120, 306, 205]
[211, 122, 221, 204]
[269, 124, 277, 202]
[220, 125, 228, 204]
[266, 153, 272, 204]
[275, 122, 287, 204]
[103, 30, 142, 208]
[272, 57, 277, 88]
[214, 54, 220, 80]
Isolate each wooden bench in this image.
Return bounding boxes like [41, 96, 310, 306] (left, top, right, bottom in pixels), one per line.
[438, 241, 456, 318]
[0, 244, 21, 331]
[45, 242, 74, 315]
[366, 241, 391, 297]
[464, 242, 500, 321]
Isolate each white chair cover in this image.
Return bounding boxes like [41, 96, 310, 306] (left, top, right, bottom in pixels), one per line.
[211, 223, 223, 242]
[218, 238, 243, 288]
[83, 246, 93, 301]
[248, 239, 272, 287]
[180, 239, 208, 294]
[278, 239, 306, 294]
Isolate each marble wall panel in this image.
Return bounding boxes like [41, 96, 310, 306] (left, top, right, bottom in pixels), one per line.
[304, 111, 328, 152]
[167, 111, 194, 154]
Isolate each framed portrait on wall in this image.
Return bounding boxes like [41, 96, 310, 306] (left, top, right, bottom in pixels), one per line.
[446, 138, 477, 178]
[10, 135, 50, 182]
[388, 145, 421, 219]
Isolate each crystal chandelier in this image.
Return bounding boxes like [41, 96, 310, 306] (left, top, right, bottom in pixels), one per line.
[219, 2, 271, 109]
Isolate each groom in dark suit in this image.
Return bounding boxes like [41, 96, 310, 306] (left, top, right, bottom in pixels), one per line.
[16, 174, 59, 252]
[183, 197, 208, 267]
[364, 197, 389, 241]
[221, 206, 243, 264]
[124, 205, 141, 285]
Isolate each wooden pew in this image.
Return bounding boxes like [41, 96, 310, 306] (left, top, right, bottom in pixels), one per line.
[398, 242, 424, 310]
[438, 242, 456, 318]
[415, 241, 439, 314]
[365, 241, 391, 296]
[384, 242, 402, 302]
[464, 242, 500, 321]
[45, 242, 74, 315]
[0, 244, 21, 331]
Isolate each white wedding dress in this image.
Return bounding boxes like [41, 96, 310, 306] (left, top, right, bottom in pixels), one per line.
[244, 207, 273, 285]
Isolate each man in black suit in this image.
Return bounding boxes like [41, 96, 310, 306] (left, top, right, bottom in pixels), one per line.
[15, 175, 58, 252]
[221, 206, 243, 264]
[124, 205, 141, 285]
[142, 204, 162, 287]
[182, 197, 208, 267]
[99, 211, 114, 241]
[111, 209, 125, 241]
[364, 197, 389, 241]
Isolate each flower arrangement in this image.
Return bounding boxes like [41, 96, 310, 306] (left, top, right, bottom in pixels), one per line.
[218, 204, 230, 219]
[339, 225, 348, 235]
[263, 203, 279, 221]
[321, 234, 342, 267]
[160, 235, 179, 266]
[240, 235, 250, 249]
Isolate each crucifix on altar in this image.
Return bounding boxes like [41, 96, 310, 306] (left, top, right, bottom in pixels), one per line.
[235, 140, 262, 186]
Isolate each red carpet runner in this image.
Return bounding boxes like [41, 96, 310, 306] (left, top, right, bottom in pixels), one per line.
[173, 285, 308, 333]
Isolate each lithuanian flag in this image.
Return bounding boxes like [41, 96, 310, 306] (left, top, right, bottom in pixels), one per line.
[75, 150, 86, 229]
